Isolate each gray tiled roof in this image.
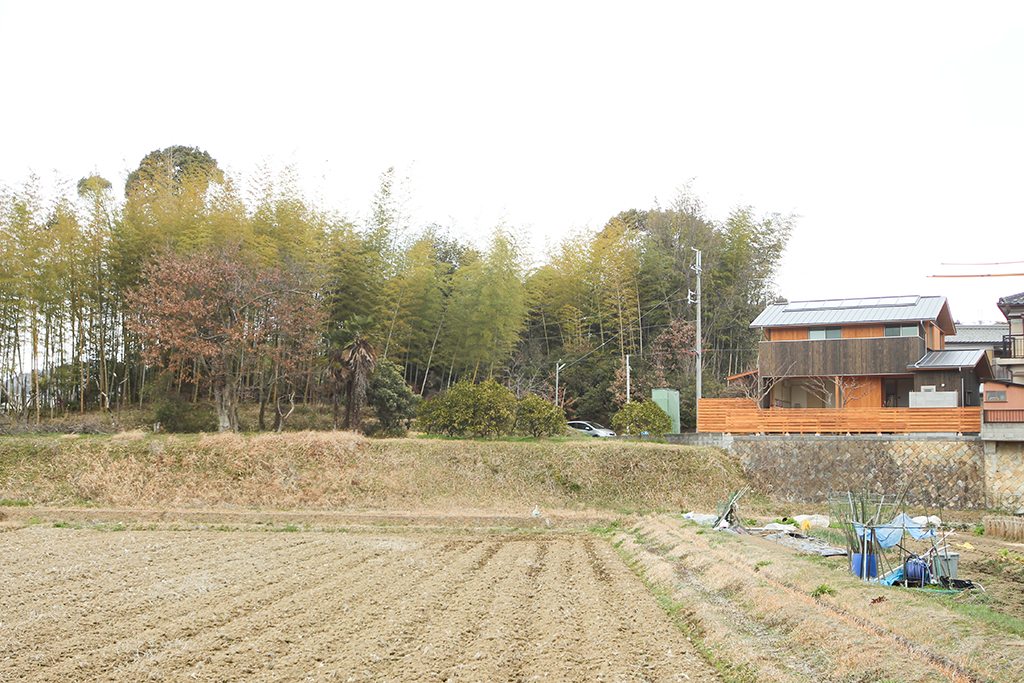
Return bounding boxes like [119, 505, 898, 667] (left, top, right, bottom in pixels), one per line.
[945, 324, 1008, 344]
[909, 349, 987, 370]
[998, 291, 1024, 309]
[751, 295, 949, 329]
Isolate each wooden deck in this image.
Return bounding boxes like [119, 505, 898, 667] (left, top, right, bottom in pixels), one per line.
[697, 398, 982, 434]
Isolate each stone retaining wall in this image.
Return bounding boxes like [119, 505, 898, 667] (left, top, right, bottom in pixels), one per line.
[985, 441, 1024, 510]
[729, 435, 1016, 510]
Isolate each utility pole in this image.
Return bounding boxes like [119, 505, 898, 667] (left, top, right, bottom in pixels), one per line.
[625, 354, 631, 403]
[689, 248, 703, 423]
[555, 359, 567, 406]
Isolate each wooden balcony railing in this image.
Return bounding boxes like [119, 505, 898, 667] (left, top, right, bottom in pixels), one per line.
[697, 398, 982, 434]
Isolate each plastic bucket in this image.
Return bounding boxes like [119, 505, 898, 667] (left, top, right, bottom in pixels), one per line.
[931, 551, 959, 580]
[851, 553, 877, 578]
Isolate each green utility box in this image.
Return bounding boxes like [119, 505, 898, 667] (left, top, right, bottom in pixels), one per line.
[651, 388, 680, 434]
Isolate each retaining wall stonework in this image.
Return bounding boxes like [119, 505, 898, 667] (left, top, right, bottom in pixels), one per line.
[985, 441, 1024, 510]
[729, 435, 1023, 511]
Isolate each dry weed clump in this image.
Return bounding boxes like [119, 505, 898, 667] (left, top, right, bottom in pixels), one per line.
[111, 429, 148, 442]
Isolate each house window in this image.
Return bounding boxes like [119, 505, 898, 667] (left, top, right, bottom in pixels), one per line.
[986, 390, 1007, 403]
[809, 327, 841, 340]
[884, 324, 919, 337]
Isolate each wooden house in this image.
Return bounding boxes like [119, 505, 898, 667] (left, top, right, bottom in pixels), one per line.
[698, 295, 991, 434]
[750, 295, 992, 409]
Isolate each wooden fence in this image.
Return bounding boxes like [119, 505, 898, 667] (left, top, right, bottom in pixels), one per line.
[697, 399, 982, 434]
[983, 516, 1024, 541]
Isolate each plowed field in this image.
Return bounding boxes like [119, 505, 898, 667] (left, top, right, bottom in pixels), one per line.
[0, 526, 720, 682]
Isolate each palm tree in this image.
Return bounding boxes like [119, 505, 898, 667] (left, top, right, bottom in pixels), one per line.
[328, 317, 378, 432]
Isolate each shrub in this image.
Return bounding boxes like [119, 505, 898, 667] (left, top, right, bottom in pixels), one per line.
[514, 394, 566, 437]
[153, 394, 217, 433]
[472, 380, 517, 436]
[417, 379, 516, 437]
[366, 360, 419, 436]
[610, 400, 671, 436]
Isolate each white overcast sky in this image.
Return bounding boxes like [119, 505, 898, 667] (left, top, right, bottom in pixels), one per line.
[2, 1, 1022, 324]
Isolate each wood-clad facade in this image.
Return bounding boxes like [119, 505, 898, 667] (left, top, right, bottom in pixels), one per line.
[759, 336, 926, 378]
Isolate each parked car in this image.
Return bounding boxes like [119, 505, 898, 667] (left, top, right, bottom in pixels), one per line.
[567, 420, 616, 437]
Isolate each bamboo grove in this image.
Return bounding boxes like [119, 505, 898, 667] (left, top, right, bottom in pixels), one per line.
[0, 147, 794, 430]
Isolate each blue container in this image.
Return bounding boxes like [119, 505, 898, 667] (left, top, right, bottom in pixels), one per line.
[851, 553, 877, 578]
[904, 556, 931, 586]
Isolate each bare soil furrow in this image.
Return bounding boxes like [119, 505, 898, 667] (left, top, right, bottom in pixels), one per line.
[218, 537, 508, 681]
[0, 533, 398, 680]
[0, 527, 722, 683]
[106, 535, 472, 681]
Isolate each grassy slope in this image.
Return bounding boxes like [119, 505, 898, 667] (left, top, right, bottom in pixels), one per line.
[0, 431, 748, 514]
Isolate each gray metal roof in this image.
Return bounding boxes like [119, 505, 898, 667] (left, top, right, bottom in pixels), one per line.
[751, 295, 951, 329]
[909, 349, 987, 370]
[945, 324, 1008, 345]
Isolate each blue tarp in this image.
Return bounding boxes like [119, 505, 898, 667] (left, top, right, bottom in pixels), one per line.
[878, 566, 905, 586]
[854, 513, 936, 549]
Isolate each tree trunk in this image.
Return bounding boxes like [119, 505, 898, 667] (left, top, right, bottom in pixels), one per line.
[213, 379, 238, 433]
[258, 383, 267, 432]
[343, 378, 354, 431]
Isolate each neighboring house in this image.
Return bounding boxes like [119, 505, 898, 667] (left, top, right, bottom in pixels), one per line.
[981, 379, 1024, 411]
[945, 323, 1010, 380]
[980, 378, 1024, 442]
[981, 292, 1024, 442]
[995, 291, 1024, 385]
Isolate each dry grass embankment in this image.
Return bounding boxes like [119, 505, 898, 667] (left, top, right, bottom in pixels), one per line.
[0, 431, 747, 516]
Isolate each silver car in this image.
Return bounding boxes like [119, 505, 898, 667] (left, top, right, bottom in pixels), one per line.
[567, 420, 616, 437]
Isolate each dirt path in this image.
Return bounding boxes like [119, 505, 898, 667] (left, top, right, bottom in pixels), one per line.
[0, 525, 720, 682]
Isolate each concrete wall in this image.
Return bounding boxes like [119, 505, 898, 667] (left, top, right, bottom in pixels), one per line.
[665, 432, 734, 450]
[727, 434, 1022, 511]
[909, 390, 958, 407]
[982, 423, 1024, 442]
